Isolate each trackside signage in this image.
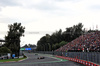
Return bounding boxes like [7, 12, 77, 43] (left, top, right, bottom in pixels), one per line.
[20, 48, 25, 50]
[20, 48, 31, 50]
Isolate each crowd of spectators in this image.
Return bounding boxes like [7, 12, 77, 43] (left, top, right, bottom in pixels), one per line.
[55, 31, 100, 52]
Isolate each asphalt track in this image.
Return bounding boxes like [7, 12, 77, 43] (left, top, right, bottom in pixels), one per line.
[0, 53, 85, 66]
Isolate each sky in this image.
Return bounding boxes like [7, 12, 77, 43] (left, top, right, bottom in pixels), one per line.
[0, 0, 100, 46]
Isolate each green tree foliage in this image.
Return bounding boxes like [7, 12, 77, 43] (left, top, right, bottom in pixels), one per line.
[22, 44, 28, 48]
[0, 47, 12, 53]
[52, 41, 67, 50]
[62, 23, 84, 42]
[59, 41, 67, 47]
[36, 23, 84, 51]
[22, 44, 36, 48]
[36, 34, 50, 51]
[4, 22, 25, 56]
[87, 29, 97, 33]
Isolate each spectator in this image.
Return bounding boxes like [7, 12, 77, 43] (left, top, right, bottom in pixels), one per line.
[55, 31, 100, 52]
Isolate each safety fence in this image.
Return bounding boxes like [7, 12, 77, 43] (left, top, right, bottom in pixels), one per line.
[0, 52, 24, 60]
[33, 51, 100, 65]
[66, 52, 100, 65]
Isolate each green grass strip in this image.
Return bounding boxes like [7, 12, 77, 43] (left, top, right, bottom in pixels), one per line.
[0, 57, 27, 62]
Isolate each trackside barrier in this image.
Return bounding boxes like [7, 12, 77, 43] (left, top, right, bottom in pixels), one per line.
[88, 62, 91, 66]
[83, 60, 85, 65]
[91, 62, 94, 66]
[56, 55, 100, 66]
[86, 61, 88, 66]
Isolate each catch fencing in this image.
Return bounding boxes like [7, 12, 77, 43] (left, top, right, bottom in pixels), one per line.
[67, 52, 100, 65]
[33, 51, 100, 65]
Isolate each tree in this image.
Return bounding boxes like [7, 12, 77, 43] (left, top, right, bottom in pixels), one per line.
[36, 23, 84, 51]
[22, 44, 28, 48]
[22, 44, 36, 48]
[4, 22, 25, 57]
[59, 41, 67, 47]
[0, 47, 12, 53]
[28, 44, 36, 47]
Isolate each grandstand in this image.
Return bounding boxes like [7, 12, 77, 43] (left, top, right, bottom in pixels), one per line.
[56, 31, 100, 52]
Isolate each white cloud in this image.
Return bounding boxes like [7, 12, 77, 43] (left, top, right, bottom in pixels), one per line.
[0, 0, 21, 8]
[0, 0, 100, 46]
